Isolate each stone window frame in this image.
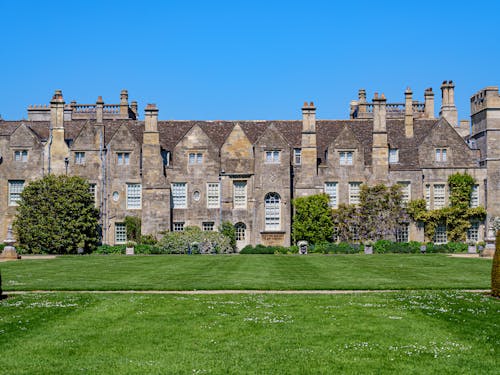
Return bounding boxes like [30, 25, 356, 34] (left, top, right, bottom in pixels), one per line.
[74, 151, 85, 165]
[339, 151, 354, 165]
[389, 148, 399, 164]
[171, 183, 187, 209]
[188, 152, 203, 165]
[435, 148, 447, 163]
[324, 182, 338, 208]
[395, 223, 409, 243]
[235, 222, 246, 241]
[434, 223, 447, 244]
[265, 150, 280, 164]
[470, 184, 479, 208]
[424, 184, 431, 210]
[433, 184, 446, 209]
[264, 192, 281, 231]
[89, 183, 97, 205]
[115, 222, 127, 244]
[8, 180, 25, 206]
[202, 222, 214, 231]
[207, 182, 220, 209]
[348, 182, 361, 205]
[173, 222, 185, 232]
[126, 183, 142, 209]
[467, 221, 480, 242]
[14, 149, 28, 162]
[293, 148, 302, 165]
[233, 181, 247, 209]
[117, 152, 130, 165]
[397, 181, 411, 204]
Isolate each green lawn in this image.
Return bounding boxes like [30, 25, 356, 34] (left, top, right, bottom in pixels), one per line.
[0, 291, 498, 374]
[0, 254, 492, 291]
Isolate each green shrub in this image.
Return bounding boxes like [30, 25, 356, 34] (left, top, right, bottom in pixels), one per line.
[94, 245, 126, 254]
[219, 221, 236, 250]
[124, 216, 141, 242]
[492, 230, 500, 297]
[239, 245, 291, 254]
[158, 226, 233, 254]
[140, 234, 158, 245]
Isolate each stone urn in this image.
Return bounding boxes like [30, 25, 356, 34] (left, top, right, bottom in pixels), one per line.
[1, 225, 21, 260]
[125, 241, 136, 255]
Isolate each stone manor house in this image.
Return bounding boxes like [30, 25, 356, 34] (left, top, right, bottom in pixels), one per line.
[1, 82, 499, 249]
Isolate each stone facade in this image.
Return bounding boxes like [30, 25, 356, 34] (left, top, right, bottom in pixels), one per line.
[0, 82, 498, 248]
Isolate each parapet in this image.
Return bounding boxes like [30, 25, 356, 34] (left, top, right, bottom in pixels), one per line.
[470, 86, 500, 115]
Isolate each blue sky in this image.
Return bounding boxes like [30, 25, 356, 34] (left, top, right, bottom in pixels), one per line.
[1, 1, 499, 121]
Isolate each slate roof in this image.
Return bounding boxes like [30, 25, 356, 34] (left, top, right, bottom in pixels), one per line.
[0, 117, 441, 170]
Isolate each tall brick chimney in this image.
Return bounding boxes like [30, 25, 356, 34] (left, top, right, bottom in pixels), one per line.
[48, 90, 69, 174]
[404, 87, 414, 138]
[372, 93, 388, 182]
[424, 88, 435, 118]
[120, 89, 129, 117]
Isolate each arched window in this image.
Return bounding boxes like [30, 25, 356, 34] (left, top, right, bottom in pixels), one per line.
[235, 222, 246, 241]
[265, 192, 281, 230]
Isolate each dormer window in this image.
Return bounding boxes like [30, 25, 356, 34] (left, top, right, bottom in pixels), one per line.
[14, 150, 28, 162]
[339, 151, 353, 165]
[265, 150, 280, 164]
[435, 148, 447, 162]
[188, 152, 203, 165]
[389, 148, 399, 164]
[117, 152, 130, 165]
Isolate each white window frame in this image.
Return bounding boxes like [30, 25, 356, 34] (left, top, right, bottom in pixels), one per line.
[425, 184, 431, 210]
[89, 183, 97, 204]
[349, 182, 361, 205]
[324, 182, 338, 208]
[188, 152, 203, 165]
[115, 222, 127, 244]
[207, 182, 220, 209]
[467, 221, 479, 242]
[233, 181, 247, 209]
[202, 222, 214, 231]
[265, 150, 280, 164]
[389, 148, 399, 164]
[434, 223, 447, 244]
[14, 150, 28, 162]
[433, 184, 446, 209]
[395, 224, 409, 243]
[172, 183, 187, 208]
[235, 222, 246, 241]
[294, 148, 302, 165]
[398, 181, 411, 204]
[126, 183, 142, 209]
[117, 152, 130, 165]
[8, 180, 25, 206]
[340, 151, 354, 165]
[75, 152, 85, 165]
[265, 192, 281, 231]
[173, 222, 185, 232]
[470, 185, 479, 208]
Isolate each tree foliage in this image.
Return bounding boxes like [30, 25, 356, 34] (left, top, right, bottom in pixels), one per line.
[292, 194, 334, 245]
[13, 175, 99, 254]
[492, 230, 500, 298]
[219, 221, 236, 250]
[408, 173, 486, 242]
[158, 226, 234, 254]
[332, 184, 408, 242]
[124, 216, 141, 242]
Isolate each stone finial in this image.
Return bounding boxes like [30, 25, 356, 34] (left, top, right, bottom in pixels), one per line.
[374, 92, 379, 99]
[120, 89, 128, 102]
[309, 101, 315, 107]
[358, 89, 367, 102]
[303, 101, 309, 108]
[96, 96, 104, 104]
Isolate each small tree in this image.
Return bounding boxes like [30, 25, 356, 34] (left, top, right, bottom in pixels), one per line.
[492, 230, 500, 298]
[219, 221, 236, 250]
[13, 175, 99, 254]
[124, 216, 141, 242]
[292, 194, 334, 244]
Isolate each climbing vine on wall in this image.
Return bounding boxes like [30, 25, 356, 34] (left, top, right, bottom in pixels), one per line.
[407, 173, 486, 242]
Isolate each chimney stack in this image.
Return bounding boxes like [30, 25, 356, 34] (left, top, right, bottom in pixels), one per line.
[50, 89, 65, 129]
[404, 87, 414, 138]
[48, 90, 69, 174]
[96, 96, 104, 123]
[120, 89, 129, 117]
[372, 93, 388, 182]
[144, 104, 159, 145]
[424, 88, 435, 118]
[440, 80, 458, 126]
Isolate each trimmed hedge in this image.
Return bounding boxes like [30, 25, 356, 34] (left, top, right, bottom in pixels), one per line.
[492, 231, 500, 298]
[239, 245, 294, 254]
